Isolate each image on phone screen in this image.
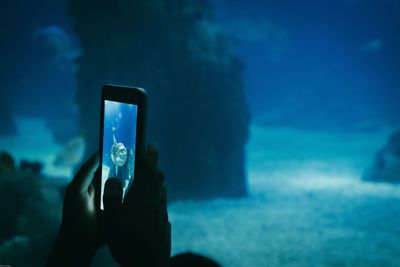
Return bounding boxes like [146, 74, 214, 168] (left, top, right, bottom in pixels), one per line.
[101, 100, 138, 210]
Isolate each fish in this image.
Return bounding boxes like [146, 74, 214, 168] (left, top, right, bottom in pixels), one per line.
[53, 136, 86, 167]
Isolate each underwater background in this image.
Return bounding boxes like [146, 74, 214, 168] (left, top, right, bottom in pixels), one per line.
[102, 100, 138, 173]
[0, 0, 399, 266]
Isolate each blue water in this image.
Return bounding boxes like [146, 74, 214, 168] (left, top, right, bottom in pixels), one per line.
[0, 118, 68, 176]
[1, 0, 399, 266]
[102, 100, 138, 169]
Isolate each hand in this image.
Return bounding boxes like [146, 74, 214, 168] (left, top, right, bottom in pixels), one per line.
[47, 152, 104, 266]
[104, 143, 171, 267]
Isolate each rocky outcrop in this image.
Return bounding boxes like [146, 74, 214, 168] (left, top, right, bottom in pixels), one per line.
[363, 130, 400, 182]
[0, 152, 64, 265]
[67, 0, 250, 200]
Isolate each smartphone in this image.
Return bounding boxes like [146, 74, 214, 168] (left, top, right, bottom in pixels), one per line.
[98, 85, 147, 210]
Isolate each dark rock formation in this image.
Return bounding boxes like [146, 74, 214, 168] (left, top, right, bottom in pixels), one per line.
[0, 170, 63, 265]
[363, 130, 400, 182]
[0, 151, 16, 174]
[0, 153, 44, 175]
[20, 160, 44, 175]
[67, 0, 250, 200]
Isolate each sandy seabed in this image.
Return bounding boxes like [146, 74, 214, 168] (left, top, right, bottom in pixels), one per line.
[169, 126, 400, 266]
[3, 119, 398, 266]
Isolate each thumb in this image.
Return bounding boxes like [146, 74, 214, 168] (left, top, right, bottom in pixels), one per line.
[72, 152, 99, 193]
[103, 178, 123, 244]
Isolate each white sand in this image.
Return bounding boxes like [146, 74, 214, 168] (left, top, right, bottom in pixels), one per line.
[169, 125, 400, 266]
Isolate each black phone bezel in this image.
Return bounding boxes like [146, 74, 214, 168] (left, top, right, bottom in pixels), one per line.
[97, 84, 147, 211]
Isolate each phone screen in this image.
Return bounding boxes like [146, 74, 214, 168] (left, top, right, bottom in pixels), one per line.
[100, 99, 138, 210]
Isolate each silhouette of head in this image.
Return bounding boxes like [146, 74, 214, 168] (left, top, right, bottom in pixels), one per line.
[170, 252, 221, 267]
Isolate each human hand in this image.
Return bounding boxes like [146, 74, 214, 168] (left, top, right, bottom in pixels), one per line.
[47, 152, 104, 266]
[104, 143, 171, 267]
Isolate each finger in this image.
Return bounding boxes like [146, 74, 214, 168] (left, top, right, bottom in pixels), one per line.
[142, 169, 165, 207]
[88, 167, 100, 196]
[153, 169, 165, 198]
[72, 151, 99, 193]
[160, 185, 168, 220]
[166, 221, 171, 258]
[103, 178, 123, 242]
[145, 142, 158, 171]
[133, 143, 158, 185]
[125, 168, 164, 207]
[104, 178, 123, 211]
